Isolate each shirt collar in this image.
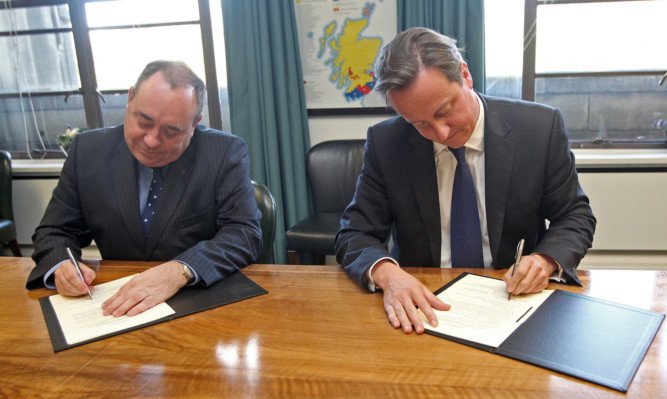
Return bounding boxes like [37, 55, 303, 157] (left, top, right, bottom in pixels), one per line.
[137, 161, 168, 178]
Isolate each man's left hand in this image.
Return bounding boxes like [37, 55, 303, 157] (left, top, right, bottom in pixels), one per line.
[503, 254, 557, 296]
[102, 261, 188, 317]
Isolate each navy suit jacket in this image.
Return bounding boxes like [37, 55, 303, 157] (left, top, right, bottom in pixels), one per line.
[27, 124, 262, 289]
[336, 94, 596, 289]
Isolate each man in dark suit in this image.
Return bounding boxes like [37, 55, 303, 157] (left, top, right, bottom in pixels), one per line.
[336, 28, 596, 334]
[27, 60, 262, 317]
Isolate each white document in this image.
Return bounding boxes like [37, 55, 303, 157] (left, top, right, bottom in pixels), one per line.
[49, 274, 176, 345]
[421, 273, 553, 348]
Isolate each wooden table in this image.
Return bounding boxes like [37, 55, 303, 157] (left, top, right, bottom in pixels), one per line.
[1, 257, 665, 398]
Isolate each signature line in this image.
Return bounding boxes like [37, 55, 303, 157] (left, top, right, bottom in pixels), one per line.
[516, 307, 533, 323]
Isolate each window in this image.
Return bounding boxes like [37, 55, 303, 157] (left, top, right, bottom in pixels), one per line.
[0, 0, 229, 159]
[0, 2, 79, 157]
[484, 0, 524, 100]
[485, 0, 666, 148]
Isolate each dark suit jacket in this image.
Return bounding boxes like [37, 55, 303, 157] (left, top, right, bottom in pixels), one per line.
[27, 124, 262, 289]
[336, 94, 596, 289]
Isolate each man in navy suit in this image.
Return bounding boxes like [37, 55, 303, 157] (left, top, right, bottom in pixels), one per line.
[336, 28, 596, 334]
[27, 61, 262, 317]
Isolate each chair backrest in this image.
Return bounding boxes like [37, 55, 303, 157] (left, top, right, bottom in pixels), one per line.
[252, 180, 276, 264]
[0, 150, 15, 221]
[307, 140, 365, 213]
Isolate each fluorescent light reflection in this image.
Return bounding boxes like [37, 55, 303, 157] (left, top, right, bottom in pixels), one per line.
[214, 336, 260, 372]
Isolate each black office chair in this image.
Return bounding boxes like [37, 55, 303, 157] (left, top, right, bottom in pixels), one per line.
[252, 180, 276, 264]
[285, 140, 365, 264]
[0, 150, 22, 257]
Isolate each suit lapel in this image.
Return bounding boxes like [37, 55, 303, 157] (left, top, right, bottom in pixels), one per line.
[144, 133, 196, 257]
[481, 95, 515, 263]
[405, 131, 441, 268]
[111, 132, 146, 245]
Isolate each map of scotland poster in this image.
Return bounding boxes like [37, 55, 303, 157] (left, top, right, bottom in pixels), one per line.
[294, 0, 397, 112]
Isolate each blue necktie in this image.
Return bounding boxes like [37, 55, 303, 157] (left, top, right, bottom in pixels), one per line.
[141, 167, 163, 236]
[449, 147, 484, 268]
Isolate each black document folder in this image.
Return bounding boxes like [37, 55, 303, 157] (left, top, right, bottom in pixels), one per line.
[39, 271, 267, 352]
[426, 273, 664, 392]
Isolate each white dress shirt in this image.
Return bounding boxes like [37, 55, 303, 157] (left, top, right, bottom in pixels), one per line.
[433, 94, 492, 268]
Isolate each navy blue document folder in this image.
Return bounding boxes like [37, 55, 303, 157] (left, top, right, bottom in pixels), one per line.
[426, 273, 664, 392]
[39, 271, 268, 352]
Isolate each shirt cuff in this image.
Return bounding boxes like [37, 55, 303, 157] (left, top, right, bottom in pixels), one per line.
[535, 253, 565, 283]
[364, 257, 399, 292]
[43, 260, 67, 289]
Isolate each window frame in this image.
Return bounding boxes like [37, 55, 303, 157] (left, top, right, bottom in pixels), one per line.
[522, 0, 667, 148]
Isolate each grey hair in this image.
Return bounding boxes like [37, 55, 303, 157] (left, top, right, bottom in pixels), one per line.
[375, 27, 464, 103]
[132, 60, 206, 126]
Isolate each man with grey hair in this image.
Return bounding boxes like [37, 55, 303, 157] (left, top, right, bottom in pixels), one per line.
[28, 60, 262, 317]
[336, 28, 595, 334]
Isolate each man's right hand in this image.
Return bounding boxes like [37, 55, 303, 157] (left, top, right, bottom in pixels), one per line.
[54, 260, 96, 297]
[372, 260, 451, 334]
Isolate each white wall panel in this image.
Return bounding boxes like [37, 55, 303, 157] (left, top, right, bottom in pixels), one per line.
[578, 172, 667, 251]
[12, 178, 58, 244]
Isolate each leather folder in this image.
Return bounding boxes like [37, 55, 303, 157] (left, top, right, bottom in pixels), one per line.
[426, 273, 664, 392]
[39, 271, 267, 352]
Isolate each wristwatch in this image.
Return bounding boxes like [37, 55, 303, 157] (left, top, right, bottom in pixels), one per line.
[182, 264, 195, 284]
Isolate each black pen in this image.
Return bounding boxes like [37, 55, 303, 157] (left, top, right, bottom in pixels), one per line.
[508, 239, 525, 301]
[66, 247, 93, 300]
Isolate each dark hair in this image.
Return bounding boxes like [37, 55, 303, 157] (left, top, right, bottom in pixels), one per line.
[375, 27, 464, 103]
[132, 60, 206, 126]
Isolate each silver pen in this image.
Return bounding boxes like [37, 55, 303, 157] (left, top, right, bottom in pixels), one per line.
[508, 239, 525, 301]
[66, 247, 93, 300]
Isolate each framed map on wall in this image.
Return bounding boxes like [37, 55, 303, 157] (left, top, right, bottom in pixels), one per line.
[294, 0, 397, 115]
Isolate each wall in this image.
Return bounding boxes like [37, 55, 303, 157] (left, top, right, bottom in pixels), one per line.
[577, 172, 667, 250]
[308, 114, 386, 147]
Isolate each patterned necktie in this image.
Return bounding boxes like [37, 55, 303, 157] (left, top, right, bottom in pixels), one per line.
[449, 147, 484, 268]
[141, 167, 163, 236]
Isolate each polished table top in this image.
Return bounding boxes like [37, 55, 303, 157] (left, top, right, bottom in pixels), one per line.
[1, 257, 665, 398]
